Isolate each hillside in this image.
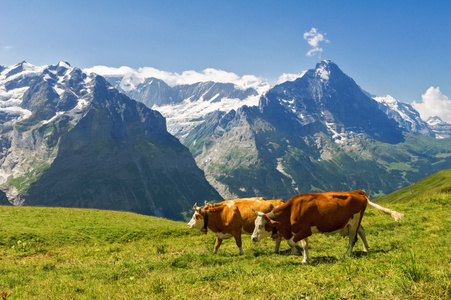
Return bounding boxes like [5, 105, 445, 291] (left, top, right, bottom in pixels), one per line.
[0, 62, 221, 220]
[376, 169, 451, 203]
[0, 176, 449, 299]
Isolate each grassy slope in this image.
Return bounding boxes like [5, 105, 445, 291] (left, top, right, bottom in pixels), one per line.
[0, 176, 450, 299]
[376, 169, 451, 204]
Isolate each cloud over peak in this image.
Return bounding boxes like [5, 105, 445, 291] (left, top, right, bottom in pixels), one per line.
[84, 66, 271, 94]
[303, 28, 330, 57]
[412, 86, 451, 123]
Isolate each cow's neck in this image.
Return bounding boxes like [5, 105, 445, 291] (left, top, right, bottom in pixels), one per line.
[201, 209, 209, 233]
[266, 211, 279, 236]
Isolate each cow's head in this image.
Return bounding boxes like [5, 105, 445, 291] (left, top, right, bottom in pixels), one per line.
[187, 203, 205, 231]
[251, 210, 274, 242]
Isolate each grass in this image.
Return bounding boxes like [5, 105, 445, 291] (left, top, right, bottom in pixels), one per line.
[376, 169, 451, 204]
[0, 185, 450, 299]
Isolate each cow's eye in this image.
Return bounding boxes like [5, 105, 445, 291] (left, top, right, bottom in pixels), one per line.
[195, 215, 200, 220]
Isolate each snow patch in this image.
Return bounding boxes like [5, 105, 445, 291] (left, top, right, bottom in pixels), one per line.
[154, 94, 261, 138]
[316, 65, 330, 80]
[374, 95, 415, 123]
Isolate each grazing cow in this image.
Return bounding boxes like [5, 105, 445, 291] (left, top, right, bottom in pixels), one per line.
[251, 190, 403, 264]
[187, 197, 284, 255]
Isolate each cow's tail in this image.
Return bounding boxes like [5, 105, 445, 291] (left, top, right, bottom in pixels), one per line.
[366, 196, 404, 221]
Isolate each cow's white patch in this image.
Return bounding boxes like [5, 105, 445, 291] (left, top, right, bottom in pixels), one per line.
[187, 212, 204, 230]
[251, 212, 267, 242]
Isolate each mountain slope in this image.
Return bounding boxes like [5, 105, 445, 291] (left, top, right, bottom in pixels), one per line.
[0, 62, 221, 220]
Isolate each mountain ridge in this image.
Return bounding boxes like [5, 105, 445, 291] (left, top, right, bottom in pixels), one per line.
[0, 61, 222, 220]
[183, 61, 451, 200]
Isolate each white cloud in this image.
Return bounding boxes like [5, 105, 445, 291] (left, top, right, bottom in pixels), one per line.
[303, 28, 329, 57]
[412, 87, 451, 123]
[276, 71, 307, 84]
[84, 66, 270, 94]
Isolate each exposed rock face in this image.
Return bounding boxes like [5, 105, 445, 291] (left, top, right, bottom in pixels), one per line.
[0, 62, 222, 220]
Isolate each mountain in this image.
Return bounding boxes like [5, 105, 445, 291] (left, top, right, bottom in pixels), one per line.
[184, 61, 451, 200]
[0, 61, 221, 220]
[98, 71, 269, 141]
[426, 116, 451, 139]
[373, 95, 433, 136]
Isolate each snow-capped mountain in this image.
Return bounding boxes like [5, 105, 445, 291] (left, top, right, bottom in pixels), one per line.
[86, 66, 270, 140]
[373, 95, 433, 136]
[426, 116, 451, 139]
[0, 61, 221, 219]
[87, 62, 450, 143]
[261, 60, 404, 144]
[183, 61, 451, 200]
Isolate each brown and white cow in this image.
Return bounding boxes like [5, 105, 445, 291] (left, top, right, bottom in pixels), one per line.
[187, 197, 284, 255]
[251, 190, 403, 264]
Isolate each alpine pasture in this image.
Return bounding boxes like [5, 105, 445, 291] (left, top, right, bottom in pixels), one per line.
[0, 171, 450, 299]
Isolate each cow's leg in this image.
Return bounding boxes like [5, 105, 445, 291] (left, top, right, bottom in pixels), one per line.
[344, 223, 360, 258]
[358, 225, 369, 252]
[287, 235, 300, 255]
[290, 229, 311, 257]
[300, 238, 309, 264]
[273, 237, 282, 254]
[233, 234, 244, 255]
[213, 237, 223, 254]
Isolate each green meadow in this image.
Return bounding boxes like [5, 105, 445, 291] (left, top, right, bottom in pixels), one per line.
[0, 171, 450, 299]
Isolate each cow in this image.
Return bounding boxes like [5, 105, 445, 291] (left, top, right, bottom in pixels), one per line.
[251, 190, 403, 264]
[187, 197, 284, 255]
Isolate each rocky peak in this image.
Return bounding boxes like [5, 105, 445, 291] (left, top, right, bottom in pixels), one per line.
[260, 61, 403, 143]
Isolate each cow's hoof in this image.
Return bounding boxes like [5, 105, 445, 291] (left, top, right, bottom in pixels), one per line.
[301, 260, 308, 265]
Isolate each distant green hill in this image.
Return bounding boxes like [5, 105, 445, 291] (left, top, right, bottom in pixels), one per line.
[375, 169, 451, 204]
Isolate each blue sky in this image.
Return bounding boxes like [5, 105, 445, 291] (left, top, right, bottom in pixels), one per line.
[1, 0, 450, 105]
